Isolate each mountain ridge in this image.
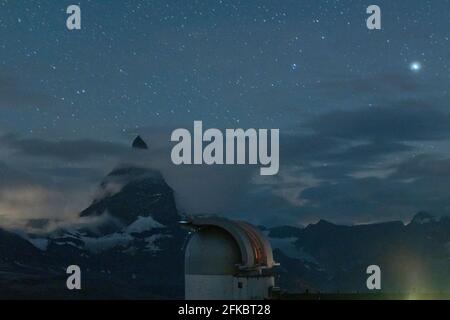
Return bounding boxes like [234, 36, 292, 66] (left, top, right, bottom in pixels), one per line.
[0, 136, 449, 298]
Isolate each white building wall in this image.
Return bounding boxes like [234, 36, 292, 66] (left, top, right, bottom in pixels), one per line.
[186, 275, 235, 300]
[233, 276, 274, 300]
[186, 274, 274, 300]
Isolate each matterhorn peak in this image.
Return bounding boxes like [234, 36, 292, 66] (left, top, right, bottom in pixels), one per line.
[132, 135, 148, 150]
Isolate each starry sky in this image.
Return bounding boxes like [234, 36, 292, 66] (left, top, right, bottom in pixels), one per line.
[0, 0, 449, 228]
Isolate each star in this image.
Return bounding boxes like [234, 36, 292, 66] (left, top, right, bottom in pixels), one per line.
[410, 61, 422, 72]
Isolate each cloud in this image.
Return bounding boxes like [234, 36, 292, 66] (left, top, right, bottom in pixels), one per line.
[0, 73, 52, 108]
[296, 173, 450, 224]
[2, 95, 450, 229]
[0, 162, 92, 230]
[0, 161, 33, 187]
[0, 134, 131, 161]
[260, 150, 450, 225]
[281, 133, 412, 167]
[237, 96, 450, 225]
[0, 135, 132, 230]
[0, 130, 259, 228]
[129, 126, 260, 215]
[316, 73, 425, 96]
[392, 154, 450, 179]
[309, 101, 450, 142]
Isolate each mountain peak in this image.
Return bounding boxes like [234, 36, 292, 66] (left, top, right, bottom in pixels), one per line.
[316, 219, 335, 226]
[80, 166, 179, 229]
[304, 219, 337, 232]
[132, 135, 148, 149]
[410, 211, 436, 224]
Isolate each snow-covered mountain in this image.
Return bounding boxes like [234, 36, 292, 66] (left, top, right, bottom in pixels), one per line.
[0, 137, 449, 298]
[0, 138, 188, 298]
[267, 213, 450, 293]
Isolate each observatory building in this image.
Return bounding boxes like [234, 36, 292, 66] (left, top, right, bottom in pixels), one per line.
[181, 216, 277, 300]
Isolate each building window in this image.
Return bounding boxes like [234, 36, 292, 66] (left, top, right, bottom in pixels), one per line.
[238, 282, 243, 289]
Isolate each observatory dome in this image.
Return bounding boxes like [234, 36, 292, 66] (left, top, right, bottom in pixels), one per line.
[182, 216, 277, 300]
[183, 216, 275, 275]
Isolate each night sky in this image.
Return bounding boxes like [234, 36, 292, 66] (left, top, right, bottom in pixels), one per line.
[0, 0, 449, 228]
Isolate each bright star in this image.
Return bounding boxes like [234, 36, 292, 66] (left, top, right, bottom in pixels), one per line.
[410, 61, 422, 72]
